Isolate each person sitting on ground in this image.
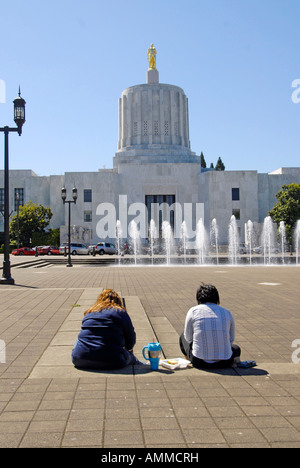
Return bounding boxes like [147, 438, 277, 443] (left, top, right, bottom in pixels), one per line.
[179, 282, 241, 369]
[72, 289, 142, 369]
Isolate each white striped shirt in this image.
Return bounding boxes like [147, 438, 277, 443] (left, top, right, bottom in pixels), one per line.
[184, 303, 235, 363]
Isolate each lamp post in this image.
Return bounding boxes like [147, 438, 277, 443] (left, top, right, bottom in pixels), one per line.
[0, 88, 26, 285]
[16, 192, 20, 249]
[61, 186, 77, 267]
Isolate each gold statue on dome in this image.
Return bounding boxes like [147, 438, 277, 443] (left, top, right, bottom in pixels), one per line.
[147, 44, 157, 70]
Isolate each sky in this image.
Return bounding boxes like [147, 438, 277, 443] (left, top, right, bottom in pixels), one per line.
[1, 0, 300, 176]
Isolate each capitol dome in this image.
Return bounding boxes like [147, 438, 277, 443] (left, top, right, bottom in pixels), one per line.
[114, 44, 199, 166]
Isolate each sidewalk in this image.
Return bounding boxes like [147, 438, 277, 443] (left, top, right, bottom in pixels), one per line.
[0, 260, 300, 448]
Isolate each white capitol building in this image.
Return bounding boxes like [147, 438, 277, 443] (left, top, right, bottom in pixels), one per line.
[1, 45, 300, 248]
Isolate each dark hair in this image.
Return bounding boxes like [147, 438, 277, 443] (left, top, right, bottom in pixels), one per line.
[196, 283, 220, 305]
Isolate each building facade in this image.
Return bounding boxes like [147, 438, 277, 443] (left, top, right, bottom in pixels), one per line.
[1, 46, 300, 247]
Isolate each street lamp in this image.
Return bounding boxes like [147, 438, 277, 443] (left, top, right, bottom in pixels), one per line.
[13, 88, 26, 136]
[0, 88, 26, 285]
[16, 192, 20, 249]
[61, 186, 77, 267]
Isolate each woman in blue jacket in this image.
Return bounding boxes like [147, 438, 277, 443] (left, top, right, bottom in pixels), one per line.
[72, 289, 141, 369]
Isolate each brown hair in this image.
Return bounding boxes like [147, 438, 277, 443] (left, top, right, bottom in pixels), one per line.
[84, 289, 125, 315]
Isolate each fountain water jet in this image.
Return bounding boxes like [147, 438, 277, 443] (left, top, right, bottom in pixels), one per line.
[128, 220, 140, 265]
[196, 218, 208, 264]
[246, 220, 254, 265]
[228, 215, 239, 264]
[262, 216, 276, 264]
[162, 221, 173, 265]
[210, 218, 219, 264]
[116, 220, 123, 264]
[180, 221, 188, 263]
[295, 220, 300, 265]
[279, 221, 286, 264]
[149, 219, 157, 264]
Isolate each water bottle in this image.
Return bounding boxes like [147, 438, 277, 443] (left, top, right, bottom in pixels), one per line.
[142, 340, 161, 370]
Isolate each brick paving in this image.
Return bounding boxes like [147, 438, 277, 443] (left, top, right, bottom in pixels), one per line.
[0, 256, 300, 447]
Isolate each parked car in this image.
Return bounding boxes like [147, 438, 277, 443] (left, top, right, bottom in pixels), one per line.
[91, 242, 117, 255]
[11, 247, 36, 256]
[239, 243, 248, 254]
[59, 243, 89, 255]
[253, 245, 280, 254]
[36, 245, 60, 255]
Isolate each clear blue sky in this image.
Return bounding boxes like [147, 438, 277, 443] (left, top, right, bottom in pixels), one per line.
[1, 0, 300, 176]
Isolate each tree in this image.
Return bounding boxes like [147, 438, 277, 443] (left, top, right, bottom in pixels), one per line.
[10, 201, 53, 246]
[200, 152, 206, 168]
[215, 157, 225, 171]
[269, 183, 300, 244]
[31, 227, 60, 247]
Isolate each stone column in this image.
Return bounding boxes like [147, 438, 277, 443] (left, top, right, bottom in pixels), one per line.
[160, 88, 164, 144]
[121, 95, 127, 148]
[118, 98, 122, 150]
[137, 90, 142, 145]
[126, 92, 132, 147]
[179, 92, 184, 146]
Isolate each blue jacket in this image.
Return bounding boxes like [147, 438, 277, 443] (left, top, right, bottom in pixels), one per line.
[72, 307, 136, 369]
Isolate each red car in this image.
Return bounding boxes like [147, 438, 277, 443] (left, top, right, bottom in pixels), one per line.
[36, 245, 60, 255]
[11, 247, 36, 256]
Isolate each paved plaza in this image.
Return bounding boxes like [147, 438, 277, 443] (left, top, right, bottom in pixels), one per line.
[0, 256, 300, 448]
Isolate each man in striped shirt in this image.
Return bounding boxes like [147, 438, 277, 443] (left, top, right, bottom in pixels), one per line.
[179, 283, 241, 369]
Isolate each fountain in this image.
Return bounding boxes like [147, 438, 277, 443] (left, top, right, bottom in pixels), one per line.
[210, 218, 219, 264]
[162, 220, 173, 265]
[228, 215, 239, 264]
[196, 218, 208, 264]
[246, 220, 254, 265]
[279, 221, 286, 264]
[128, 220, 140, 265]
[107, 215, 300, 267]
